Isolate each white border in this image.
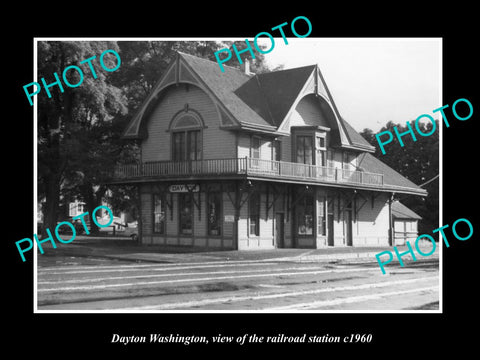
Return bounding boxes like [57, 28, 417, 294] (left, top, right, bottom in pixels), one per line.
[33, 38, 38, 310]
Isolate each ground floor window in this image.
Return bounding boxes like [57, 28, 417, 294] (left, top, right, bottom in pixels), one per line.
[249, 194, 260, 236]
[179, 193, 193, 235]
[207, 192, 222, 236]
[297, 193, 314, 235]
[153, 194, 165, 234]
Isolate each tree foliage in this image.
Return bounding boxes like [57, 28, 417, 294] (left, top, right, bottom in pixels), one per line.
[37, 41, 128, 233]
[110, 40, 269, 110]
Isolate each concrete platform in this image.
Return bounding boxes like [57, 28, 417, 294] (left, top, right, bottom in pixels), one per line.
[36, 235, 439, 265]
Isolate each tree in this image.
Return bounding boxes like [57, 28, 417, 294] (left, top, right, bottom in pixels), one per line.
[111, 40, 270, 110]
[64, 114, 136, 233]
[38, 40, 272, 236]
[37, 41, 127, 235]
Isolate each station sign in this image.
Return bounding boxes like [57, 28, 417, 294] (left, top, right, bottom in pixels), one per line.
[168, 184, 200, 193]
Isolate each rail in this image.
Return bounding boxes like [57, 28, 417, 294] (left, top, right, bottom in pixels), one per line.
[113, 157, 384, 187]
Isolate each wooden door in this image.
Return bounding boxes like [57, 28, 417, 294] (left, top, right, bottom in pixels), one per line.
[327, 213, 334, 246]
[345, 210, 353, 246]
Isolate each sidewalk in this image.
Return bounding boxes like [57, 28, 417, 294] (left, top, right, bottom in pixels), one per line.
[38, 236, 439, 264]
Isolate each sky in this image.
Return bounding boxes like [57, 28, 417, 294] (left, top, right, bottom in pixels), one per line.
[257, 37, 442, 132]
[35, 37, 441, 133]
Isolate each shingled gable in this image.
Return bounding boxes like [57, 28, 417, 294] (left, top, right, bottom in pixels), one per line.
[122, 52, 280, 139]
[236, 63, 376, 153]
[178, 52, 278, 131]
[123, 52, 375, 149]
[235, 65, 317, 127]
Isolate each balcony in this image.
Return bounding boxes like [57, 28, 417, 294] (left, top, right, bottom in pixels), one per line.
[112, 157, 384, 188]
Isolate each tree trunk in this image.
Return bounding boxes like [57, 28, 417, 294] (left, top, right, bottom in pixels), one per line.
[42, 173, 61, 238]
[82, 183, 105, 235]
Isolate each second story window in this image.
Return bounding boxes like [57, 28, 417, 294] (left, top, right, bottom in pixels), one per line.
[170, 111, 204, 161]
[272, 140, 281, 161]
[296, 135, 313, 165]
[251, 136, 261, 159]
[250, 136, 262, 168]
[316, 135, 326, 167]
[173, 132, 185, 161]
[292, 127, 330, 167]
[173, 129, 202, 161]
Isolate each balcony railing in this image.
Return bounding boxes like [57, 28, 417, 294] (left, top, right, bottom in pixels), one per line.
[113, 157, 384, 187]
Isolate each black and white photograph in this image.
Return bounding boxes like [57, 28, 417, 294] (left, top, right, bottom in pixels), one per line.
[7, 7, 479, 355]
[33, 38, 441, 312]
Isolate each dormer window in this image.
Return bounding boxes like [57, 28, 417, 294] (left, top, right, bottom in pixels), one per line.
[316, 134, 327, 167]
[292, 126, 330, 166]
[251, 136, 261, 159]
[296, 135, 313, 165]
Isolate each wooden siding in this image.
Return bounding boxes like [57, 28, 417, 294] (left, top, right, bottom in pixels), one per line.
[237, 134, 275, 161]
[354, 192, 390, 246]
[280, 135, 292, 162]
[238, 192, 276, 250]
[138, 182, 394, 250]
[288, 94, 330, 129]
[237, 134, 250, 159]
[141, 84, 236, 162]
[394, 219, 418, 246]
[138, 187, 236, 249]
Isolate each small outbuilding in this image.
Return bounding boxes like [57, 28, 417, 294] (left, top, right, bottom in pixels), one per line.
[392, 200, 422, 245]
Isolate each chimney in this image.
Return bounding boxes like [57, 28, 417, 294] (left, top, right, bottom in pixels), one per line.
[242, 58, 253, 76]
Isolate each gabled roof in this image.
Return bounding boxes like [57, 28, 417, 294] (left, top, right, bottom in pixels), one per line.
[123, 52, 375, 148]
[179, 53, 276, 130]
[235, 65, 317, 127]
[122, 52, 278, 139]
[122, 52, 425, 196]
[342, 118, 376, 151]
[392, 201, 422, 220]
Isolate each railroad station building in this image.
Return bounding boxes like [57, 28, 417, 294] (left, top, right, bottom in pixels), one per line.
[111, 51, 427, 250]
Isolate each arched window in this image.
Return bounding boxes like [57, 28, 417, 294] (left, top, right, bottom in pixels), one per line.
[170, 110, 204, 161]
